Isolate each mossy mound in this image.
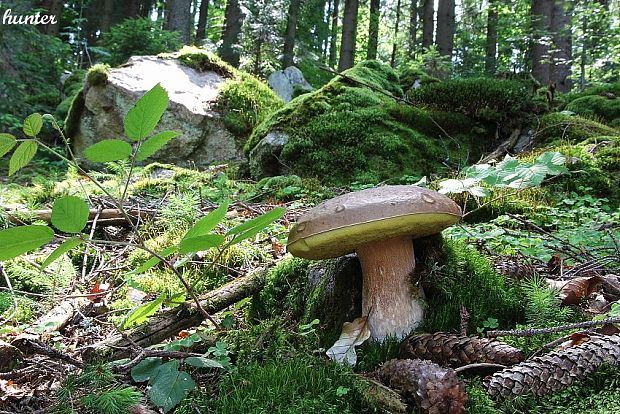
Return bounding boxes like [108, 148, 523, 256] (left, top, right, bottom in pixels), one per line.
[246, 60, 481, 185]
[177, 48, 284, 139]
[565, 95, 620, 126]
[397, 64, 440, 91]
[535, 112, 619, 146]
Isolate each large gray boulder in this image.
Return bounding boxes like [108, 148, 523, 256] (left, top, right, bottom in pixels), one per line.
[268, 66, 313, 102]
[72, 55, 244, 168]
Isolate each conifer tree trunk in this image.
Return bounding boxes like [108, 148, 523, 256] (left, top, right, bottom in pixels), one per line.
[195, 0, 210, 44]
[100, 0, 115, 33]
[421, 0, 434, 49]
[436, 0, 455, 57]
[338, 0, 359, 71]
[367, 0, 380, 59]
[485, 0, 498, 74]
[531, 0, 553, 84]
[282, 0, 301, 68]
[550, 0, 572, 92]
[127, 0, 141, 17]
[43, 0, 63, 36]
[390, 0, 402, 67]
[408, 0, 418, 58]
[328, 0, 340, 67]
[220, 0, 244, 67]
[166, 0, 192, 44]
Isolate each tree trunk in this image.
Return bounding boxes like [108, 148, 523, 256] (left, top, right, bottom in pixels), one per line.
[220, 0, 244, 67]
[166, 0, 192, 44]
[531, 0, 553, 84]
[338, 0, 359, 71]
[44, 0, 62, 37]
[549, 0, 572, 92]
[421, 0, 434, 49]
[408, 0, 418, 58]
[485, 0, 498, 74]
[127, 0, 141, 18]
[390, 0, 402, 67]
[100, 0, 115, 33]
[195, 0, 210, 44]
[328, 0, 340, 67]
[579, 12, 587, 90]
[282, 0, 301, 68]
[367, 0, 380, 60]
[435, 0, 455, 57]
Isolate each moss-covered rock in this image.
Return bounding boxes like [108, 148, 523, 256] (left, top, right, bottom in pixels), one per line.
[565, 95, 620, 125]
[397, 64, 440, 91]
[535, 112, 619, 146]
[247, 60, 481, 185]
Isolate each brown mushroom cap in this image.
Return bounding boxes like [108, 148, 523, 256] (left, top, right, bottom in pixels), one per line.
[287, 185, 461, 259]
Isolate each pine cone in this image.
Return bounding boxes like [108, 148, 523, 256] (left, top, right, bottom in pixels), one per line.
[484, 334, 620, 398]
[400, 333, 524, 367]
[377, 358, 467, 414]
[492, 256, 536, 280]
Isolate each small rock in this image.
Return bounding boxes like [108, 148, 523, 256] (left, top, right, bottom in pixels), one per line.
[268, 66, 313, 102]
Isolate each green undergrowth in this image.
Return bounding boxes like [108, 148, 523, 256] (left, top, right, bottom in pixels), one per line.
[534, 112, 619, 146]
[246, 60, 483, 185]
[566, 95, 620, 126]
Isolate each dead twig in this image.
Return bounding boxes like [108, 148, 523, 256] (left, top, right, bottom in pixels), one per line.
[487, 317, 620, 338]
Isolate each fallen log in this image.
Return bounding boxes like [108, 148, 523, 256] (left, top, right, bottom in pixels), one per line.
[25, 292, 88, 335]
[5, 208, 155, 226]
[480, 128, 521, 163]
[85, 267, 267, 361]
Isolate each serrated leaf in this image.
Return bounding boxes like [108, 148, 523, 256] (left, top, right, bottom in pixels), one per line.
[326, 317, 371, 366]
[184, 356, 224, 369]
[535, 151, 568, 175]
[121, 294, 165, 330]
[0, 133, 16, 157]
[23, 113, 43, 137]
[183, 202, 229, 241]
[0, 225, 54, 261]
[42, 237, 83, 269]
[438, 178, 480, 194]
[227, 207, 286, 245]
[131, 357, 163, 382]
[83, 139, 132, 163]
[148, 360, 196, 413]
[51, 196, 90, 233]
[178, 234, 225, 254]
[9, 140, 38, 176]
[467, 186, 491, 197]
[131, 245, 177, 274]
[124, 84, 169, 141]
[135, 131, 179, 161]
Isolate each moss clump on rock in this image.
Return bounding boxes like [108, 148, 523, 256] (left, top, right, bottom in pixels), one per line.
[86, 64, 110, 87]
[565, 95, 620, 125]
[247, 60, 479, 185]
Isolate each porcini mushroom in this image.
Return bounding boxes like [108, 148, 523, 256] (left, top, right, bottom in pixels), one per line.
[287, 185, 461, 341]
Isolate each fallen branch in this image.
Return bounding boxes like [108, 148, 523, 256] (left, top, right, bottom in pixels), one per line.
[487, 317, 620, 338]
[25, 291, 88, 335]
[5, 208, 155, 226]
[85, 267, 267, 361]
[356, 375, 408, 414]
[480, 128, 521, 163]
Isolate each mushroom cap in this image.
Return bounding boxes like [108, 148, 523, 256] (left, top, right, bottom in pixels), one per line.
[287, 185, 461, 259]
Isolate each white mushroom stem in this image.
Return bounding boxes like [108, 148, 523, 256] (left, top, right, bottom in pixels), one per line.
[356, 236, 424, 341]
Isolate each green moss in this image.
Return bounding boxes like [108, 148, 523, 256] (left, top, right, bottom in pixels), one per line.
[55, 71, 86, 122]
[565, 95, 620, 125]
[6, 256, 74, 294]
[86, 64, 110, 87]
[246, 61, 477, 185]
[397, 64, 440, 91]
[191, 357, 373, 414]
[535, 112, 619, 146]
[421, 238, 525, 333]
[0, 292, 38, 323]
[64, 87, 85, 140]
[297, 58, 335, 88]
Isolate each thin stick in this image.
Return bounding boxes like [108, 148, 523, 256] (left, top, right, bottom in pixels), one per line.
[487, 317, 620, 338]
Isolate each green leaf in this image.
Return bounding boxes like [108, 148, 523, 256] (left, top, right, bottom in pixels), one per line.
[51, 196, 90, 233]
[0, 225, 54, 261]
[23, 113, 43, 137]
[131, 245, 177, 274]
[535, 151, 568, 175]
[131, 357, 163, 382]
[42, 237, 83, 269]
[121, 294, 165, 330]
[148, 360, 196, 413]
[166, 291, 186, 308]
[135, 131, 179, 161]
[83, 139, 132, 163]
[178, 234, 225, 255]
[0, 133, 17, 157]
[183, 202, 229, 240]
[9, 140, 38, 176]
[184, 356, 223, 369]
[438, 178, 479, 194]
[124, 84, 169, 141]
[226, 207, 286, 245]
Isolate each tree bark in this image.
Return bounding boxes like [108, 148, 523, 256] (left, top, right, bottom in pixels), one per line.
[220, 0, 244, 67]
[579, 13, 587, 90]
[127, 0, 141, 18]
[421, 0, 434, 49]
[408, 0, 418, 58]
[100, 0, 115, 33]
[549, 0, 572, 92]
[390, 0, 402, 67]
[282, 0, 302, 68]
[436, 0, 455, 57]
[43, 0, 63, 37]
[328, 0, 341, 67]
[338, 0, 359, 71]
[195, 0, 210, 44]
[531, 0, 553, 84]
[485, 0, 498, 74]
[166, 0, 192, 44]
[367, 0, 380, 60]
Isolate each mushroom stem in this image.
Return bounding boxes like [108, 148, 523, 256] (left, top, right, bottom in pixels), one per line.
[356, 236, 424, 341]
